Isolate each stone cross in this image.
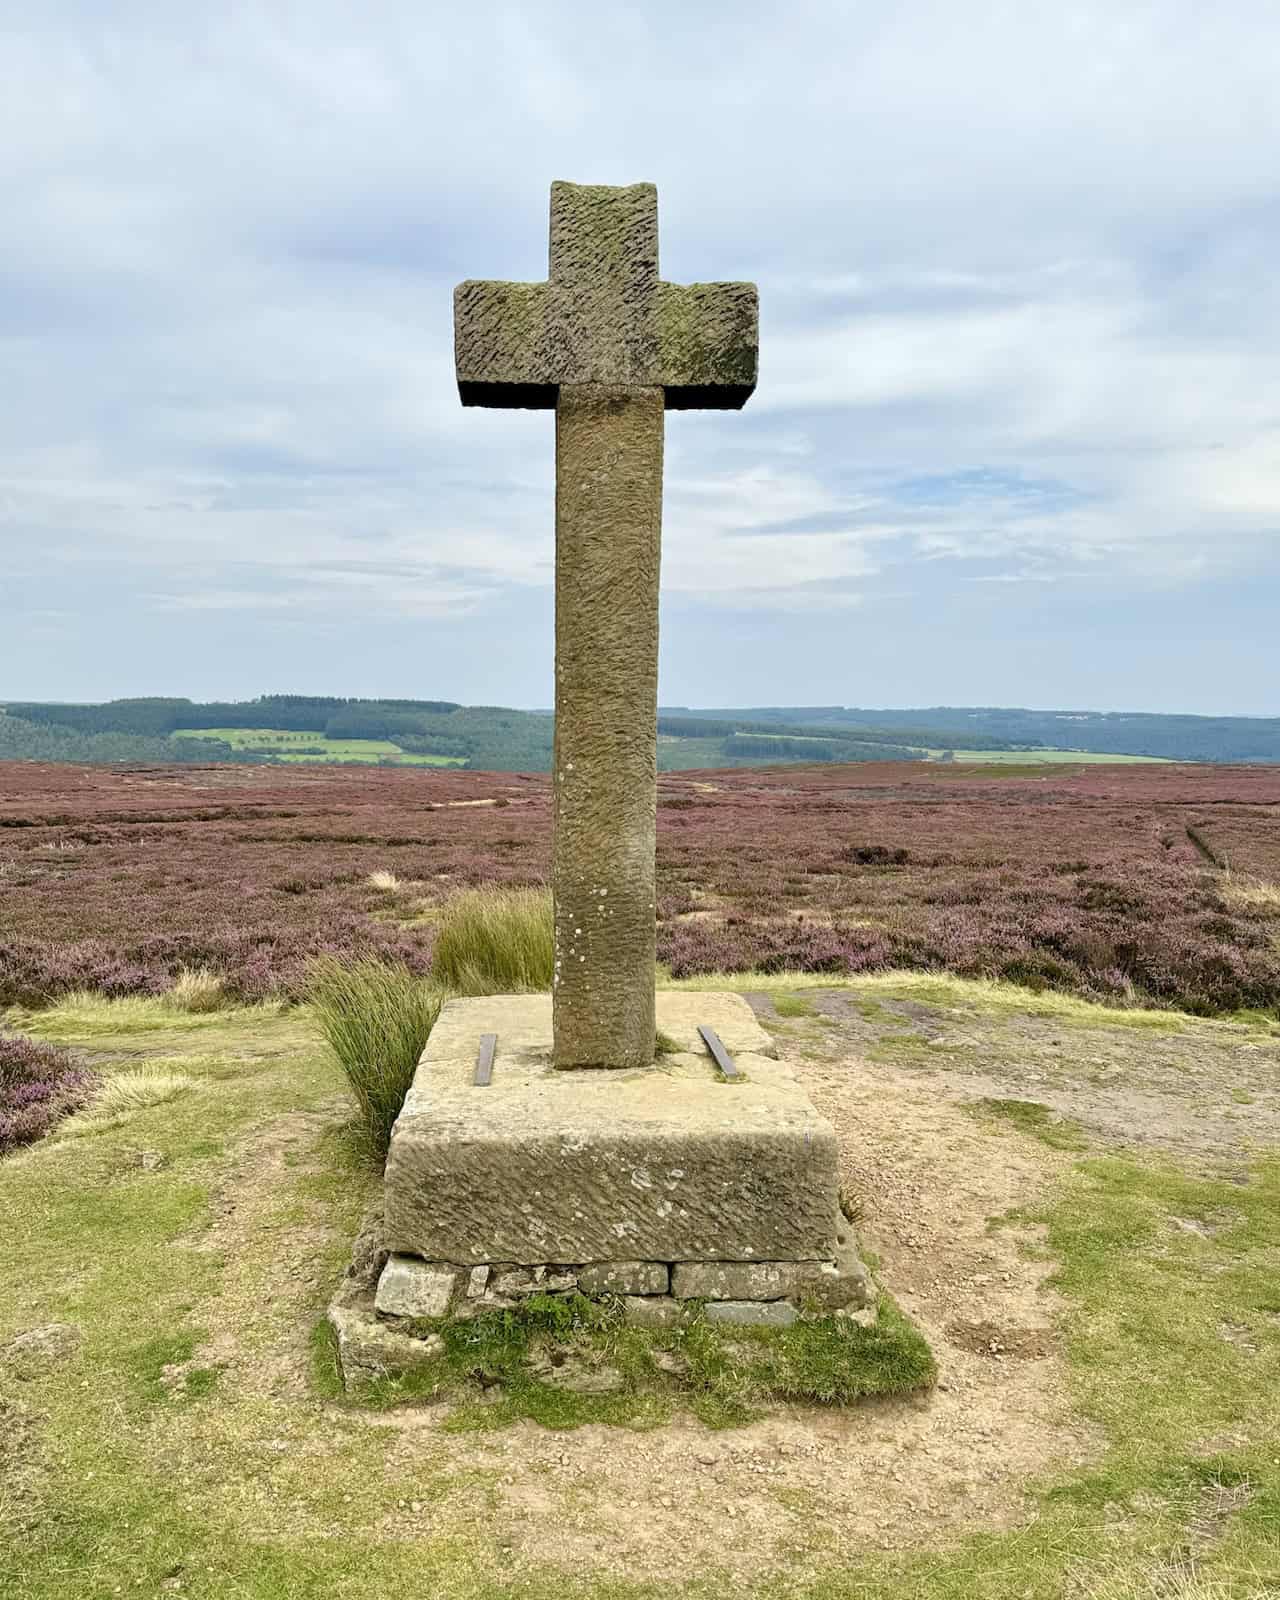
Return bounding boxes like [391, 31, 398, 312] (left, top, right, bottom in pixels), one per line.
[455, 182, 757, 1069]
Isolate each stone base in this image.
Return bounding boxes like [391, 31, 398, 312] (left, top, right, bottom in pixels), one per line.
[384, 991, 841, 1266]
[369, 1238, 872, 1328]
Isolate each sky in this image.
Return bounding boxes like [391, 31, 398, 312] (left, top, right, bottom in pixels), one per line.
[3, 2, 1279, 715]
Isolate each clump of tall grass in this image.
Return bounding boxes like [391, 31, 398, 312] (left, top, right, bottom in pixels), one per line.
[308, 957, 443, 1161]
[58, 1066, 195, 1138]
[367, 870, 402, 893]
[1221, 873, 1280, 916]
[163, 967, 228, 1013]
[431, 885, 554, 995]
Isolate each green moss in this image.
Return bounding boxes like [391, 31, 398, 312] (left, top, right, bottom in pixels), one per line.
[332, 1291, 933, 1430]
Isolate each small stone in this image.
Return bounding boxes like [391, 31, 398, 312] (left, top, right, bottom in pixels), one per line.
[137, 1150, 167, 1172]
[705, 1300, 797, 1329]
[467, 1265, 490, 1298]
[835, 1304, 879, 1329]
[579, 1261, 670, 1297]
[374, 1257, 458, 1320]
[622, 1296, 683, 1329]
[491, 1264, 579, 1297]
[328, 1286, 446, 1387]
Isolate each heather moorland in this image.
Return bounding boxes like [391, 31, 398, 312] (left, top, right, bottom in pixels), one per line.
[2, 757, 1278, 1017]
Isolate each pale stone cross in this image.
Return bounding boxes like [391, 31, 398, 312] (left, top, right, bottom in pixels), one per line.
[455, 181, 758, 1070]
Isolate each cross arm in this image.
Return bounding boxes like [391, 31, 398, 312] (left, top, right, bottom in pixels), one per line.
[454, 279, 556, 409]
[657, 281, 759, 410]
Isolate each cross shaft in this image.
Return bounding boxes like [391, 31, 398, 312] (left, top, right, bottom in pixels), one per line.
[455, 182, 757, 1069]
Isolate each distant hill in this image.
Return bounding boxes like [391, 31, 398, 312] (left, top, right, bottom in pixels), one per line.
[1, 695, 1274, 769]
[671, 707, 1280, 765]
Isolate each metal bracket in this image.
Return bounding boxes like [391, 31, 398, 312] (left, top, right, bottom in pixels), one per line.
[473, 1032, 497, 1086]
[697, 1024, 742, 1081]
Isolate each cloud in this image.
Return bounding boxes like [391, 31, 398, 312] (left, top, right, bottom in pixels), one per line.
[1, 2, 1278, 707]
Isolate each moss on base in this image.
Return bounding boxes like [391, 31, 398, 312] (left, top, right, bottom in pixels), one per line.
[329, 1290, 935, 1429]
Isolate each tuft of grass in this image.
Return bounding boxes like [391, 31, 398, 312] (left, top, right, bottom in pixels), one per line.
[972, 1096, 1090, 1151]
[1220, 873, 1280, 917]
[654, 1030, 682, 1055]
[308, 957, 443, 1162]
[772, 993, 816, 1018]
[430, 885, 554, 995]
[162, 967, 227, 1014]
[6, 991, 284, 1042]
[367, 870, 402, 893]
[58, 1067, 195, 1137]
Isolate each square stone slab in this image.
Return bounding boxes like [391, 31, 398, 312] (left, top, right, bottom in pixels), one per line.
[383, 992, 840, 1267]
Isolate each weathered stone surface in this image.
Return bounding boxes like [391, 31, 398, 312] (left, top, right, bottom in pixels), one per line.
[490, 1265, 579, 1297]
[374, 1256, 458, 1320]
[455, 182, 757, 410]
[578, 1261, 669, 1297]
[622, 1295, 684, 1329]
[552, 383, 662, 1069]
[794, 1238, 874, 1311]
[672, 1260, 793, 1302]
[420, 989, 774, 1066]
[455, 182, 757, 1072]
[385, 993, 840, 1266]
[346, 1200, 390, 1290]
[328, 1284, 445, 1386]
[705, 1299, 798, 1330]
[671, 1238, 873, 1310]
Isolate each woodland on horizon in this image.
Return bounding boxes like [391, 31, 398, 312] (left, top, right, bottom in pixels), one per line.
[3, 693, 1279, 770]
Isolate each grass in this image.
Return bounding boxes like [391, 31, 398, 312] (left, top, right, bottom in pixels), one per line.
[3, 993, 1279, 1598]
[971, 1096, 1090, 1151]
[661, 968, 1197, 1031]
[2, 991, 286, 1042]
[431, 885, 554, 995]
[57, 1066, 195, 1138]
[342, 1292, 935, 1429]
[163, 967, 229, 1013]
[172, 727, 465, 766]
[772, 993, 816, 1018]
[1220, 874, 1280, 916]
[927, 748, 1171, 764]
[307, 958, 443, 1161]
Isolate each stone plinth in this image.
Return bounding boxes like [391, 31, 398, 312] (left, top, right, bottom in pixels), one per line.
[383, 992, 841, 1268]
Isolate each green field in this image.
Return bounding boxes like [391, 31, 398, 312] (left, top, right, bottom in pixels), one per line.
[171, 728, 465, 766]
[931, 748, 1171, 765]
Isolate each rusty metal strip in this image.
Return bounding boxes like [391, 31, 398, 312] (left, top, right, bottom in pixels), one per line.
[697, 1024, 741, 1080]
[474, 1032, 497, 1086]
